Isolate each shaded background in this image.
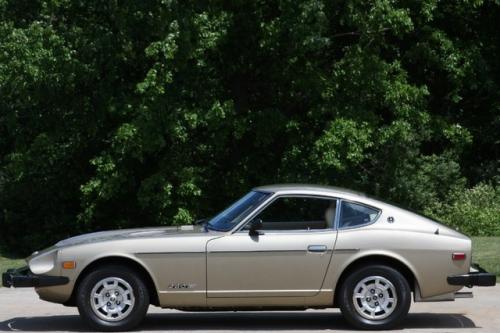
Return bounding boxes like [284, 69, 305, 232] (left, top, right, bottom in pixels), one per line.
[0, 0, 499, 255]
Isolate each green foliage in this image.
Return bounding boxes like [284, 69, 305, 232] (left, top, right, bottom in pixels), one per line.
[313, 118, 373, 172]
[0, 0, 499, 255]
[426, 183, 500, 236]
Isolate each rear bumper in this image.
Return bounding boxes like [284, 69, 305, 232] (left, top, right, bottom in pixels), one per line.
[447, 264, 496, 287]
[2, 266, 69, 288]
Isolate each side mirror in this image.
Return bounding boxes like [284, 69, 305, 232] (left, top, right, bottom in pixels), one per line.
[248, 218, 263, 236]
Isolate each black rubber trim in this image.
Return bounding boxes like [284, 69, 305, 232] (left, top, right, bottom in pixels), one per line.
[2, 266, 69, 288]
[447, 264, 496, 287]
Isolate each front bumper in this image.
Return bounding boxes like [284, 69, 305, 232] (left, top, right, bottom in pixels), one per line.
[447, 264, 496, 287]
[2, 266, 69, 288]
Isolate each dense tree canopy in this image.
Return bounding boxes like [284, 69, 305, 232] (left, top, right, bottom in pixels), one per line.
[0, 0, 499, 254]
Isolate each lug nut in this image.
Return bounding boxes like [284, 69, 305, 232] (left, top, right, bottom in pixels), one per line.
[370, 289, 375, 294]
[379, 293, 383, 298]
[115, 292, 119, 296]
[107, 302, 111, 306]
[366, 297, 371, 302]
[105, 293, 110, 297]
[375, 301, 379, 306]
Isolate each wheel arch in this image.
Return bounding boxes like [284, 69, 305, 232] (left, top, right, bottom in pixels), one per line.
[333, 254, 418, 307]
[64, 255, 160, 307]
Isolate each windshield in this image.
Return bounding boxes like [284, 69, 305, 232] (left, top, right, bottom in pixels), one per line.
[207, 191, 271, 231]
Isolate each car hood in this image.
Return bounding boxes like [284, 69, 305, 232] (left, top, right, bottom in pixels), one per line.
[55, 225, 207, 248]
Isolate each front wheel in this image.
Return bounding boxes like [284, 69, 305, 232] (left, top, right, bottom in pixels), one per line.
[339, 264, 411, 330]
[76, 265, 150, 331]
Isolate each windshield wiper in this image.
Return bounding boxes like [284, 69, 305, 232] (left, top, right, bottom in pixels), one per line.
[193, 218, 208, 225]
[205, 222, 226, 232]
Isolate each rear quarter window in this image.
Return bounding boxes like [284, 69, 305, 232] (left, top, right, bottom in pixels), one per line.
[339, 201, 380, 229]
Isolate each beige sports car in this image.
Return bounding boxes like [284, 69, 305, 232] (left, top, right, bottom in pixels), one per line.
[2, 184, 496, 331]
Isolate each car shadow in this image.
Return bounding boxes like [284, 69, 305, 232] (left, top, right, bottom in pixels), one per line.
[0, 312, 477, 332]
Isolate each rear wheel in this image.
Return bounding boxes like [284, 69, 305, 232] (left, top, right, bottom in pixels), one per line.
[339, 265, 411, 330]
[76, 265, 149, 331]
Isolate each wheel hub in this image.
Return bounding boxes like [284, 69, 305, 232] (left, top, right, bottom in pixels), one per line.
[90, 277, 135, 321]
[352, 276, 398, 320]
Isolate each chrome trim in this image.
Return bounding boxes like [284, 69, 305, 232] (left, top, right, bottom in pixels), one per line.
[159, 290, 205, 294]
[333, 248, 360, 253]
[307, 245, 328, 253]
[236, 229, 338, 235]
[208, 249, 333, 254]
[135, 252, 204, 256]
[208, 289, 322, 293]
[334, 198, 341, 230]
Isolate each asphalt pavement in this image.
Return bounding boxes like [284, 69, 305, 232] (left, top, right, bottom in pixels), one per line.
[0, 285, 499, 332]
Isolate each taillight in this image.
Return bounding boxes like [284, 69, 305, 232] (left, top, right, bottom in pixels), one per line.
[452, 252, 466, 261]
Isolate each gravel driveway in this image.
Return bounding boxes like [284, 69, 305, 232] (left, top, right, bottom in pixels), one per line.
[1, 285, 499, 332]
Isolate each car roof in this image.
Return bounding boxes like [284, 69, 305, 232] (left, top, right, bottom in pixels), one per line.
[253, 184, 367, 198]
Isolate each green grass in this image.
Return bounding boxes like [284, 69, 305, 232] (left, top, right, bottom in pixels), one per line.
[0, 254, 25, 275]
[0, 252, 25, 287]
[472, 236, 500, 278]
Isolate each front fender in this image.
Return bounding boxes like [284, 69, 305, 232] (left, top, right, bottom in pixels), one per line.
[36, 243, 160, 304]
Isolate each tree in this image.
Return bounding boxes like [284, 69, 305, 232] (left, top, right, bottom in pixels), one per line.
[1, 0, 499, 255]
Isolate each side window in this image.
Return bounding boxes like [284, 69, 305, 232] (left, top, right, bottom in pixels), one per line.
[339, 201, 380, 229]
[250, 196, 337, 231]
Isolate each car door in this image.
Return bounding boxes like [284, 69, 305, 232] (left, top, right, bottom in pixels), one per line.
[206, 195, 338, 298]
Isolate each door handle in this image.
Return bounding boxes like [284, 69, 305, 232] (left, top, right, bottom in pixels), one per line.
[307, 245, 327, 253]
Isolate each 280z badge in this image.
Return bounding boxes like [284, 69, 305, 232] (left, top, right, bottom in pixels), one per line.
[168, 282, 196, 289]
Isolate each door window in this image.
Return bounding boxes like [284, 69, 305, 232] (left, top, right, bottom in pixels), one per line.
[248, 196, 337, 230]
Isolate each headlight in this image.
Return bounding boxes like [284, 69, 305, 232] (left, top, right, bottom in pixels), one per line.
[28, 248, 58, 275]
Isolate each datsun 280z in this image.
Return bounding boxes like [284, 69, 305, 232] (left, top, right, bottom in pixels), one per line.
[3, 184, 496, 331]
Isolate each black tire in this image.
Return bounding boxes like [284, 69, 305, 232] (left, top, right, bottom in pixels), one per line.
[339, 264, 411, 330]
[76, 265, 150, 331]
